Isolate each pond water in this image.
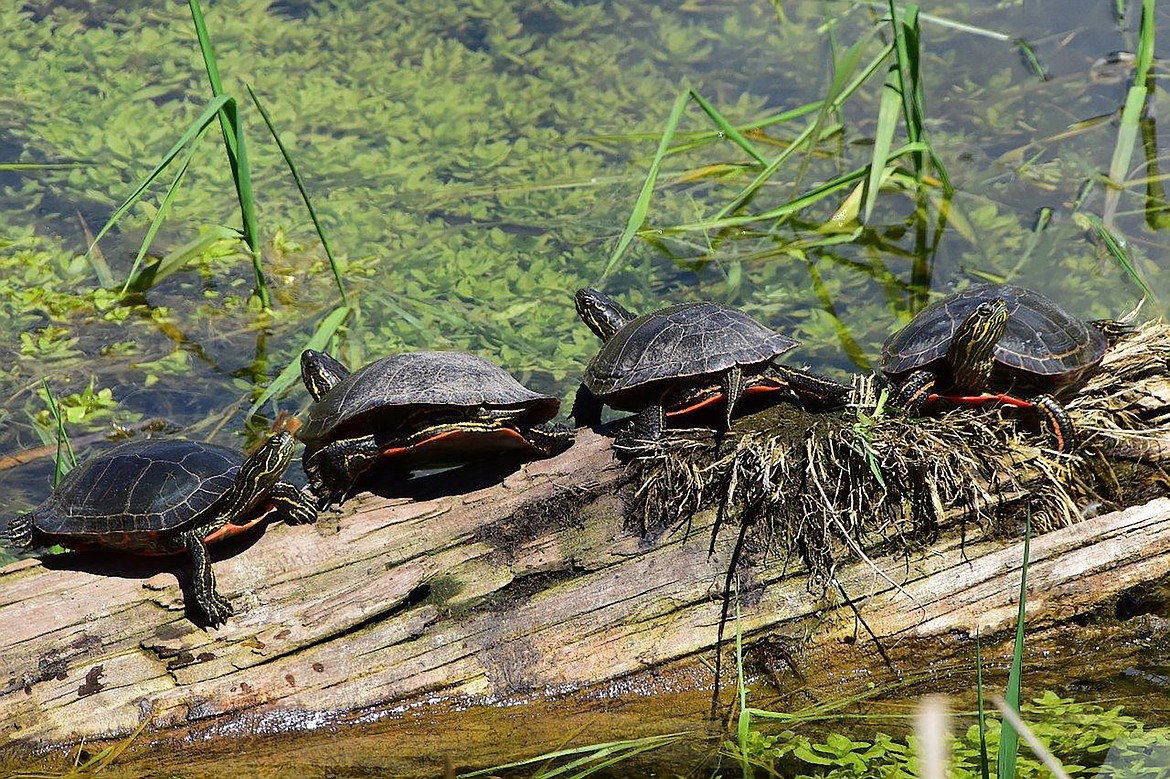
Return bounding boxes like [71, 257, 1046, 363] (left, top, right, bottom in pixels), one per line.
[2, 0, 1169, 773]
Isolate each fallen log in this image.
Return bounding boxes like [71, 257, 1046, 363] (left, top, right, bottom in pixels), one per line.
[2, 322, 1169, 751]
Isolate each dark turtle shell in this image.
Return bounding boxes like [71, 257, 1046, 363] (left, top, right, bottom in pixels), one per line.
[30, 439, 241, 540]
[583, 302, 799, 409]
[299, 351, 560, 446]
[880, 284, 1106, 382]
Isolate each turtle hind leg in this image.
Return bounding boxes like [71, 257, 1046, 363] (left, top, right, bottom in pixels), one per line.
[769, 365, 852, 410]
[615, 404, 665, 451]
[267, 481, 319, 524]
[570, 383, 604, 428]
[526, 422, 576, 457]
[182, 528, 233, 628]
[891, 370, 937, 416]
[3, 513, 35, 549]
[720, 365, 745, 432]
[1031, 394, 1074, 453]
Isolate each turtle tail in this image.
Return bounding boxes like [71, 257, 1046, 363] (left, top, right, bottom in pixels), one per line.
[3, 512, 35, 549]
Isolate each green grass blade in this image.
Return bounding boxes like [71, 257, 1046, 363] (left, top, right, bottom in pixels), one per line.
[247, 84, 349, 306]
[1104, 0, 1154, 225]
[0, 162, 88, 171]
[852, 1, 1012, 40]
[788, 30, 876, 199]
[1134, 0, 1156, 82]
[1014, 38, 1047, 81]
[643, 101, 824, 157]
[688, 89, 768, 166]
[458, 733, 686, 777]
[863, 64, 903, 224]
[1078, 212, 1157, 303]
[600, 88, 690, 279]
[121, 141, 199, 295]
[976, 631, 991, 779]
[247, 305, 351, 417]
[998, 511, 1031, 779]
[889, 2, 923, 174]
[224, 97, 268, 308]
[125, 226, 239, 295]
[712, 39, 892, 223]
[670, 141, 930, 233]
[40, 380, 76, 486]
[188, 0, 238, 163]
[85, 94, 231, 259]
[188, 0, 268, 308]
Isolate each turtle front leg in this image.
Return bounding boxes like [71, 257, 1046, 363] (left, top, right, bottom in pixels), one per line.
[892, 370, 937, 416]
[303, 435, 383, 508]
[571, 383, 604, 428]
[182, 528, 233, 628]
[1031, 393, 1075, 453]
[267, 481, 319, 524]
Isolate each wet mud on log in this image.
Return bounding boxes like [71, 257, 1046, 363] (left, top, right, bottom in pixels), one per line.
[1, 323, 1169, 751]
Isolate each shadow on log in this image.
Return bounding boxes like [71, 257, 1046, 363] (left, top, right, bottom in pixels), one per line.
[1, 323, 1169, 750]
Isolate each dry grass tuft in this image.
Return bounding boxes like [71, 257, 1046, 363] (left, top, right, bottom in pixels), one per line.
[625, 321, 1170, 589]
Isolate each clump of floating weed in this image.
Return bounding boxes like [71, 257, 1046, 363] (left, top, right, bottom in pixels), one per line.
[626, 323, 1170, 588]
[1068, 320, 1170, 460]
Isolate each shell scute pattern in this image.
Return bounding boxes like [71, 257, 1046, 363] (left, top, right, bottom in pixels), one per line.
[35, 440, 239, 537]
[586, 303, 799, 395]
[881, 284, 1105, 379]
[300, 351, 559, 444]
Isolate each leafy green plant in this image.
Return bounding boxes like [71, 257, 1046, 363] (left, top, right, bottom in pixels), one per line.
[730, 691, 1170, 779]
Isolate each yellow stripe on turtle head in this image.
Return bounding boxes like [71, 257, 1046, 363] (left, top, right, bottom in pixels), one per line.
[948, 298, 1009, 392]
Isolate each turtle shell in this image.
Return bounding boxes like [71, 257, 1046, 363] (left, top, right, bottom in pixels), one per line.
[299, 351, 560, 446]
[29, 439, 241, 544]
[880, 284, 1106, 382]
[583, 301, 800, 409]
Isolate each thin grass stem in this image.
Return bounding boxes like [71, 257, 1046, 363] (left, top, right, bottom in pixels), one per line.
[247, 84, 349, 306]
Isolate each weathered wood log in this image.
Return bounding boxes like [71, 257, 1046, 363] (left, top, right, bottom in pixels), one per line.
[3, 323, 1170, 751]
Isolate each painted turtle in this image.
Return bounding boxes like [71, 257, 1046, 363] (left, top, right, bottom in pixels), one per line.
[298, 350, 575, 506]
[4, 433, 316, 627]
[571, 288, 851, 444]
[879, 283, 1108, 452]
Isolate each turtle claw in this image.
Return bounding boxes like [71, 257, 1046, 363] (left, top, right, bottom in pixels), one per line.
[268, 481, 319, 525]
[200, 591, 235, 629]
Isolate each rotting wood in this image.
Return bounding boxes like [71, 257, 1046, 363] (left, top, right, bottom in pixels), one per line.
[2, 324, 1169, 750]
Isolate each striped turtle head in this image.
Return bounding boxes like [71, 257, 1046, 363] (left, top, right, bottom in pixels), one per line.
[300, 350, 352, 402]
[948, 298, 1009, 391]
[575, 288, 638, 342]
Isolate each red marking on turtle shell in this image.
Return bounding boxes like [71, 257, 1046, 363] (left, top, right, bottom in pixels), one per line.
[199, 504, 279, 546]
[928, 392, 1034, 409]
[665, 382, 784, 418]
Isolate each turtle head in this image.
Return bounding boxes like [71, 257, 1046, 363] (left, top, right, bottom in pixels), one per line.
[948, 298, 1009, 391]
[301, 350, 351, 402]
[237, 431, 297, 496]
[575, 288, 637, 341]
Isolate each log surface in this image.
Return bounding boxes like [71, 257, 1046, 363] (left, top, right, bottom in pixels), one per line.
[3, 419, 1170, 748]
